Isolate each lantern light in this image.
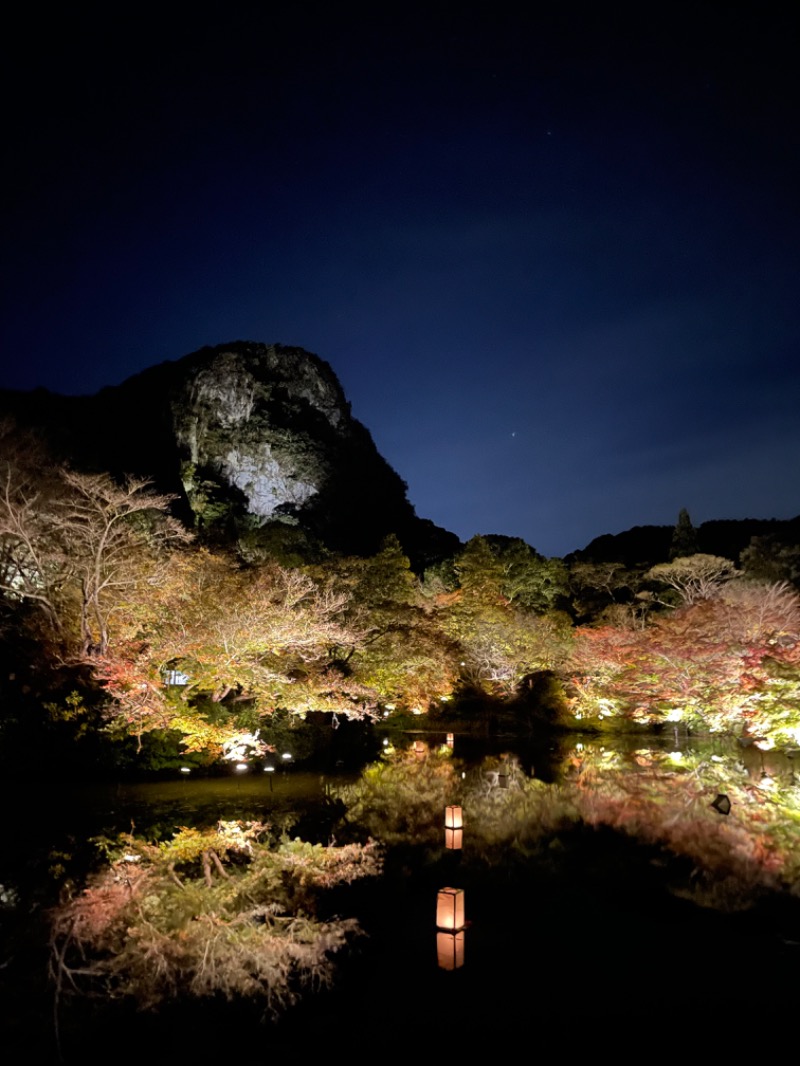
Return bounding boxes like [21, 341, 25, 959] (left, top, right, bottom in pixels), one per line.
[445, 805, 463, 830]
[436, 887, 465, 931]
[437, 930, 465, 971]
[446, 732, 455, 748]
[235, 762, 248, 773]
[445, 828, 463, 850]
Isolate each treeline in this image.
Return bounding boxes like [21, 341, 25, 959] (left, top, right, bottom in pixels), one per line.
[2, 421, 800, 764]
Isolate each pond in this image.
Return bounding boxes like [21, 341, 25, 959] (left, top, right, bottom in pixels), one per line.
[2, 728, 799, 1061]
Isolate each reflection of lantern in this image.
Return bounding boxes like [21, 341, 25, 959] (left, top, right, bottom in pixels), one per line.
[436, 887, 465, 931]
[445, 805, 463, 829]
[446, 732, 454, 748]
[437, 930, 465, 971]
[445, 828, 463, 850]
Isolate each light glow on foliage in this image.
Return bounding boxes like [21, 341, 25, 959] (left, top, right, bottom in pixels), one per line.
[221, 732, 265, 762]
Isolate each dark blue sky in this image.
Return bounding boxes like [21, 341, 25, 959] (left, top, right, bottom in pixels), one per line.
[3, 6, 798, 557]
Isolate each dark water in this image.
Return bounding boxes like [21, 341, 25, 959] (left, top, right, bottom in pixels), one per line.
[2, 733, 799, 1062]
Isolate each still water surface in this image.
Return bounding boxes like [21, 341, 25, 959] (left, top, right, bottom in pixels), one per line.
[2, 730, 799, 1061]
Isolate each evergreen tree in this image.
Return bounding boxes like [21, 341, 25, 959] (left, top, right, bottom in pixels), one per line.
[669, 508, 699, 560]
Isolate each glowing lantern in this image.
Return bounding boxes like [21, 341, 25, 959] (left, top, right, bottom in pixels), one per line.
[436, 887, 465, 931]
[437, 930, 465, 971]
[446, 732, 454, 748]
[445, 828, 463, 850]
[445, 805, 463, 829]
[413, 740, 426, 757]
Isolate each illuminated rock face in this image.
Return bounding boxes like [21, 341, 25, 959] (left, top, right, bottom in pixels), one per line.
[0, 339, 461, 561]
[157, 340, 432, 556]
[172, 344, 350, 520]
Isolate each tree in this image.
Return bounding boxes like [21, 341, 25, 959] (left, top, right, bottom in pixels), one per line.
[0, 424, 189, 659]
[567, 579, 800, 746]
[740, 535, 800, 587]
[669, 508, 699, 560]
[58, 470, 189, 656]
[50, 822, 381, 1015]
[646, 554, 738, 606]
[329, 536, 460, 711]
[568, 560, 649, 624]
[437, 537, 573, 699]
[95, 549, 375, 755]
[0, 422, 73, 642]
[483, 535, 569, 612]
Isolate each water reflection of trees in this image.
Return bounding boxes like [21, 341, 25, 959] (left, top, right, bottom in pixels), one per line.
[335, 740, 800, 913]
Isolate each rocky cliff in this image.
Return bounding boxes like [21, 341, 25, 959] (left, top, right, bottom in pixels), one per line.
[0, 341, 459, 564]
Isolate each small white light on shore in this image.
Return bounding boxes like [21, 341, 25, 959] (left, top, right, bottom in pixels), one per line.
[180, 766, 191, 774]
[235, 762, 248, 772]
[281, 752, 292, 760]
[382, 738, 389, 746]
[263, 765, 275, 773]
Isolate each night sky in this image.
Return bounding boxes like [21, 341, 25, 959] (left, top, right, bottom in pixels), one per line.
[2, 7, 798, 557]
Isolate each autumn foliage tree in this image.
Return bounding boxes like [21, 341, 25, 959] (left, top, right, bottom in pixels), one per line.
[435, 536, 573, 699]
[328, 536, 460, 711]
[568, 580, 800, 746]
[0, 423, 188, 659]
[93, 547, 378, 756]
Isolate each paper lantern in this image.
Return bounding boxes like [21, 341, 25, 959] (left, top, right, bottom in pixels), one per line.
[437, 930, 465, 971]
[445, 828, 463, 850]
[446, 732, 455, 748]
[436, 887, 465, 931]
[445, 805, 463, 829]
